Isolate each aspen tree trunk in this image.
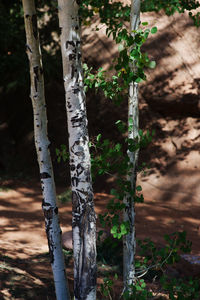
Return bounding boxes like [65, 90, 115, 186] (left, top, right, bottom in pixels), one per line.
[123, 0, 140, 290]
[57, 1, 97, 299]
[22, 1, 70, 299]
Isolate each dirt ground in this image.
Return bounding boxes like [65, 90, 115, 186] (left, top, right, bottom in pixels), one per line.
[0, 176, 199, 299]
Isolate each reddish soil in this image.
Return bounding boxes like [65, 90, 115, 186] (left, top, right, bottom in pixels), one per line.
[0, 178, 199, 299]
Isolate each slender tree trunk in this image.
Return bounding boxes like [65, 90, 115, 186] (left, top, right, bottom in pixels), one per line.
[123, 0, 140, 290]
[57, 1, 97, 299]
[22, 1, 70, 299]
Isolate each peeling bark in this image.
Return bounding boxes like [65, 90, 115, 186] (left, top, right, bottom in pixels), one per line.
[22, 1, 70, 299]
[57, 1, 97, 299]
[123, 0, 140, 290]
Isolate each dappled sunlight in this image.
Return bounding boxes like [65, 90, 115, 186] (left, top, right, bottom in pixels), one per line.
[135, 201, 200, 255]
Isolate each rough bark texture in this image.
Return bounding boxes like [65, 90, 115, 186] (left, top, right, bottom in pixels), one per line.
[123, 0, 140, 289]
[57, 1, 97, 299]
[22, 1, 70, 299]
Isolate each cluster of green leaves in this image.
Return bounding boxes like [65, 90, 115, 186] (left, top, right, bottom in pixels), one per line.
[56, 125, 153, 240]
[123, 279, 153, 300]
[160, 276, 200, 300]
[55, 144, 69, 163]
[83, 22, 157, 103]
[2, 0, 200, 97]
[99, 274, 118, 300]
[90, 128, 153, 180]
[83, 64, 123, 100]
[189, 11, 200, 27]
[137, 231, 192, 273]
[80, 0, 200, 30]
[111, 24, 157, 83]
[98, 231, 199, 299]
[141, 0, 200, 15]
[79, 0, 130, 29]
[100, 272, 200, 300]
[90, 127, 154, 239]
[99, 275, 153, 300]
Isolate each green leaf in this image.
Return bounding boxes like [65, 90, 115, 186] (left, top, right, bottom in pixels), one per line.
[128, 117, 133, 125]
[111, 225, 118, 234]
[136, 185, 142, 191]
[151, 27, 157, 34]
[135, 77, 143, 83]
[142, 22, 148, 26]
[148, 60, 156, 69]
[96, 133, 102, 142]
[118, 44, 124, 52]
[139, 129, 143, 136]
[120, 223, 127, 235]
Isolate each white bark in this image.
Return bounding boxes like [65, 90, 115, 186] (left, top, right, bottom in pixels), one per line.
[22, 1, 70, 299]
[123, 0, 140, 289]
[57, 1, 97, 299]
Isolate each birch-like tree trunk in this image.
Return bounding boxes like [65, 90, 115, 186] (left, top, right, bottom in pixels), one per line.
[22, 1, 70, 299]
[123, 0, 140, 290]
[57, 1, 97, 299]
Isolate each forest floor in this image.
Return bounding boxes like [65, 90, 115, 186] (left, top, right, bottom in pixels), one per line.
[0, 175, 200, 299]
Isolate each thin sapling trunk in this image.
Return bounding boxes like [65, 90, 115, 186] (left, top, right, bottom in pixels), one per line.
[123, 0, 140, 290]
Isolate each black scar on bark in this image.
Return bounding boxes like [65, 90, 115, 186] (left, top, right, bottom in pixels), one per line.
[33, 66, 39, 92]
[25, 14, 30, 18]
[72, 177, 79, 187]
[69, 53, 76, 60]
[66, 41, 75, 49]
[32, 14, 38, 40]
[70, 164, 76, 171]
[54, 207, 58, 214]
[74, 240, 96, 299]
[78, 53, 81, 60]
[40, 172, 51, 179]
[42, 199, 51, 207]
[71, 115, 83, 123]
[25, 44, 32, 53]
[44, 207, 53, 219]
[76, 163, 84, 176]
[33, 66, 39, 80]
[72, 191, 80, 212]
[73, 88, 80, 94]
[46, 219, 54, 264]
[67, 101, 72, 109]
[38, 147, 42, 151]
[71, 65, 75, 79]
[34, 76, 37, 92]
